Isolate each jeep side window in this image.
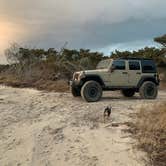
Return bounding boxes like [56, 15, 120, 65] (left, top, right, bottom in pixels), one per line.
[141, 60, 156, 73]
[112, 60, 125, 70]
[129, 61, 140, 70]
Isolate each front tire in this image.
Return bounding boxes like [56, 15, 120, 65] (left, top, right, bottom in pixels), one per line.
[121, 89, 135, 97]
[139, 81, 158, 99]
[81, 81, 102, 102]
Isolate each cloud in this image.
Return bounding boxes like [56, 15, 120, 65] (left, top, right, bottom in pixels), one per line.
[98, 39, 161, 55]
[0, 0, 166, 59]
[1, 0, 166, 23]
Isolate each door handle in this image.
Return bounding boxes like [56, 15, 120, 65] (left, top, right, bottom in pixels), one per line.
[136, 72, 141, 75]
[122, 72, 128, 74]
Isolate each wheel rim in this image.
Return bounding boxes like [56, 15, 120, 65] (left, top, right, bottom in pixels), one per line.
[146, 85, 155, 96]
[88, 87, 98, 98]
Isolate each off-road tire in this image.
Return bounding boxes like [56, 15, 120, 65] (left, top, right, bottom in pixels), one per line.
[81, 81, 102, 102]
[139, 81, 158, 99]
[71, 86, 81, 97]
[121, 89, 135, 97]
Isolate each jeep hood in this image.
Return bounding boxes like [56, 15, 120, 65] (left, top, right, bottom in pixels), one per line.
[74, 69, 108, 75]
[84, 69, 108, 75]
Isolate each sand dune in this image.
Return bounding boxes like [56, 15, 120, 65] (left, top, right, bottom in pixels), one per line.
[0, 86, 165, 166]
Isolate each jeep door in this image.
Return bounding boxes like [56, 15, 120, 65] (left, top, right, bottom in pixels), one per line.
[108, 60, 128, 86]
[127, 60, 142, 86]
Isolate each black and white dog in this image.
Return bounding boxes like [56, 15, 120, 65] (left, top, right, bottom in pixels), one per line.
[103, 106, 112, 123]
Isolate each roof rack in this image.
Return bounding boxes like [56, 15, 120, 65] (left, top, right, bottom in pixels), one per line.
[118, 57, 153, 60]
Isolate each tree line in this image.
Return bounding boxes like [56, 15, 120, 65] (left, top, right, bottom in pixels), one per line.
[2, 34, 166, 81]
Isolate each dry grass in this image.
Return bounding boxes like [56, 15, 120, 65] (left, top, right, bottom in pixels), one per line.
[127, 103, 166, 166]
[159, 82, 166, 90]
[0, 75, 28, 87]
[34, 79, 69, 92]
[0, 75, 69, 92]
[159, 67, 166, 90]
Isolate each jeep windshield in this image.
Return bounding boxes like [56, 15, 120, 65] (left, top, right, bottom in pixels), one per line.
[96, 59, 112, 69]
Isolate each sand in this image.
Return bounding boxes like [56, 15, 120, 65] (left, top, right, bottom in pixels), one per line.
[0, 85, 165, 166]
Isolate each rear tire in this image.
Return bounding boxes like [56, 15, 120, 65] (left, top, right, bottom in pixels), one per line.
[139, 81, 158, 99]
[81, 81, 102, 102]
[71, 86, 81, 97]
[121, 89, 135, 97]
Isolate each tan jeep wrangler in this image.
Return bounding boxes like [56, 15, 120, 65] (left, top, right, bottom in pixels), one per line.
[70, 58, 160, 102]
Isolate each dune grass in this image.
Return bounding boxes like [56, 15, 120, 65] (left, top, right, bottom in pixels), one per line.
[128, 103, 166, 166]
[0, 74, 69, 92]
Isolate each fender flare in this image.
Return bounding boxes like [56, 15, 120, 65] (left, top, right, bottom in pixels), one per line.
[81, 75, 105, 87]
[137, 76, 158, 88]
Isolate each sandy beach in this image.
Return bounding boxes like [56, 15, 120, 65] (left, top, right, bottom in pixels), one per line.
[0, 86, 165, 166]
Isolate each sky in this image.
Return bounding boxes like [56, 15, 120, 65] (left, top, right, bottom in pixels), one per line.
[0, 0, 166, 63]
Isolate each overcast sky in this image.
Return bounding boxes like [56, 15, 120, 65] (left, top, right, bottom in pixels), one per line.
[0, 0, 166, 63]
